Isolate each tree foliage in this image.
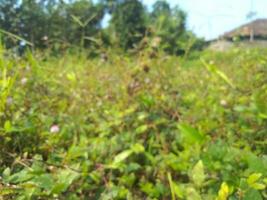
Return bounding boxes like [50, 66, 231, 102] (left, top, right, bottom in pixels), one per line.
[150, 0, 188, 54]
[0, 0, 105, 50]
[0, 0, 204, 53]
[110, 0, 146, 49]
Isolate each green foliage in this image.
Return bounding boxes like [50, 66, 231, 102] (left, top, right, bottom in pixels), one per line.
[0, 47, 266, 199]
[150, 1, 188, 54]
[216, 182, 231, 200]
[0, 0, 105, 50]
[148, 0, 205, 55]
[0, 0, 204, 54]
[110, 0, 146, 49]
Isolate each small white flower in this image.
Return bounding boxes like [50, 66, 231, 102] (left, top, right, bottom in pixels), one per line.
[20, 41, 26, 46]
[42, 35, 48, 41]
[220, 99, 228, 107]
[151, 37, 161, 48]
[6, 97, 13, 105]
[97, 101, 103, 107]
[21, 77, 28, 85]
[144, 78, 150, 84]
[209, 60, 215, 65]
[25, 65, 31, 71]
[50, 125, 60, 133]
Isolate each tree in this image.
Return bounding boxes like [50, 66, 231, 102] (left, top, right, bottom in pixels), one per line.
[0, 0, 105, 50]
[0, 0, 21, 47]
[18, 0, 48, 48]
[150, 1, 187, 54]
[110, 0, 147, 49]
[151, 0, 171, 20]
[66, 0, 105, 48]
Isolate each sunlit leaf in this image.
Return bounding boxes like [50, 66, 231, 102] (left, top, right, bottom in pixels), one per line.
[201, 58, 235, 88]
[250, 183, 266, 190]
[52, 169, 80, 194]
[0, 29, 33, 46]
[247, 173, 262, 185]
[135, 125, 148, 135]
[131, 143, 145, 153]
[186, 187, 202, 200]
[32, 174, 54, 191]
[4, 120, 12, 132]
[178, 123, 205, 143]
[191, 160, 205, 187]
[216, 182, 230, 200]
[113, 150, 133, 164]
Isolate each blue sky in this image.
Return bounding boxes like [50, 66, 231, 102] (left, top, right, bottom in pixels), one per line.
[143, 0, 267, 40]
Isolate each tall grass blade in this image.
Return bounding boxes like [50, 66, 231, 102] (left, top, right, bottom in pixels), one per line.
[0, 29, 33, 46]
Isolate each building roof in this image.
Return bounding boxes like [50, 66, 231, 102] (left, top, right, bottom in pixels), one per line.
[222, 19, 267, 39]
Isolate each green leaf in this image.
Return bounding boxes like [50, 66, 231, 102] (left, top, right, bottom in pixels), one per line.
[89, 171, 101, 184]
[168, 172, 176, 200]
[244, 189, 263, 200]
[84, 36, 102, 45]
[186, 187, 202, 200]
[0, 188, 16, 196]
[215, 70, 235, 89]
[246, 153, 266, 174]
[71, 15, 84, 27]
[246, 173, 266, 190]
[8, 169, 34, 184]
[137, 112, 148, 121]
[33, 174, 54, 191]
[191, 160, 205, 187]
[216, 182, 230, 200]
[52, 169, 80, 194]
[126, 163, 141, 173]
[4, 121, 12, 132]
[247, 173, 262, 185]
[0, 29, 33, 46]
[66, 72, 76, 82]
[131, 143, 145, 153]
[113, 150, 133, 164]
[140, 182, 160, 198]
[173, 182, 184, 199]
[135, 125, 148, 135]
[201, 59, 235, 88]
[250, 183, 266, 190]
[67, 146, 87, 160]
[51, 183, 67, 194]
[254, 91, 267, 119]
[168, 172, 184, 199]
[178, 124, 205, 144]
[3, 167, 11, 180]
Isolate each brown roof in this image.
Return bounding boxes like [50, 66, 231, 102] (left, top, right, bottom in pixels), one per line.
[223, 19, 267, 38]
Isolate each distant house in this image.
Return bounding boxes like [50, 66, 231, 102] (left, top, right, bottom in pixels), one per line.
[223, 19, 267, 41]
[209, 19, 267, 51]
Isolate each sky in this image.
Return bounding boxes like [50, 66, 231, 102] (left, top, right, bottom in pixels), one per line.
[143, 0, 267, 40]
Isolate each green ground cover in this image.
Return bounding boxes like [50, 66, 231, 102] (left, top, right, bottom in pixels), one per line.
[0, 47, 266, 199]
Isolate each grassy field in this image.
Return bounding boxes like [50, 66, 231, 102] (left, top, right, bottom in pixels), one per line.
[0, 46, 266, 199]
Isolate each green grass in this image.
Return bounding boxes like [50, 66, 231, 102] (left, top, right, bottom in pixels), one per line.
[0, 47, 266, 199]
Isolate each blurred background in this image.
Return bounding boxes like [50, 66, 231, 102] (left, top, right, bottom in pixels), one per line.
[0, 0, 267, 54]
